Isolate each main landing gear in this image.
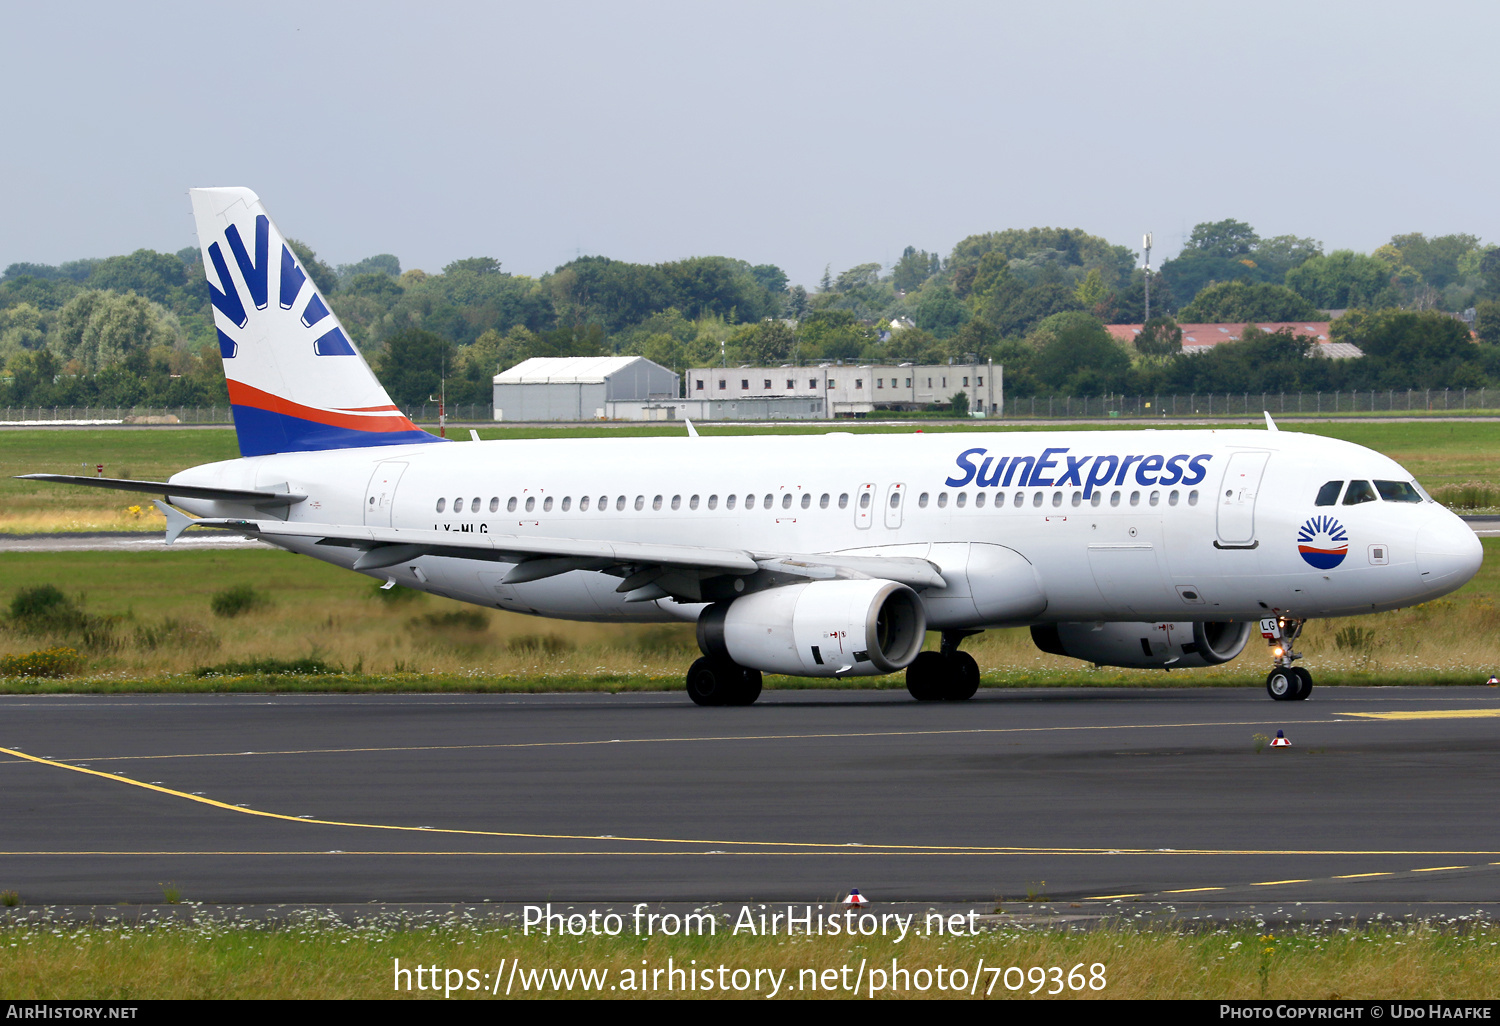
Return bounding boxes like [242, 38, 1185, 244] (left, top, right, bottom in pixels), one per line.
[906, 631, 982, 702]
[686, 656, 763, 707]
[1262, 616, 1312, 701]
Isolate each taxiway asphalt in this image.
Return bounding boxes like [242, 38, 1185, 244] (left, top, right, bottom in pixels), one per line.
[3, 686, 1500, 909]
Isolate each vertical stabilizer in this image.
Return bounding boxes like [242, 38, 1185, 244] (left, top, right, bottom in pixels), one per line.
[189, 187, 439, 457]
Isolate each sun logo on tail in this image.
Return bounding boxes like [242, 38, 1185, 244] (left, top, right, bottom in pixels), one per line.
[1297, 515, 1348, 569]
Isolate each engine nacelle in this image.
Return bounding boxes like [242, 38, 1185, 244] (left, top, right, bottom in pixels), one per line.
[1030, 620, 1253, 670]
[697, 579, 926, 677]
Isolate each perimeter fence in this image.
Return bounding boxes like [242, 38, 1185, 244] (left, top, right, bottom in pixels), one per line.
[1, 391, 1497, 424]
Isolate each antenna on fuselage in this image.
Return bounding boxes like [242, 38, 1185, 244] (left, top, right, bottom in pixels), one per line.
[1264, 411, 1279, 432]
[684, 418, 699, 438]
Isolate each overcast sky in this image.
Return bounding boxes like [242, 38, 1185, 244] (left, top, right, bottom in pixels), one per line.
[3, 0, 1497, 288]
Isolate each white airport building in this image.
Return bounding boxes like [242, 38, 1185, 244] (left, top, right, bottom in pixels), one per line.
[684, 361, 1002, 418]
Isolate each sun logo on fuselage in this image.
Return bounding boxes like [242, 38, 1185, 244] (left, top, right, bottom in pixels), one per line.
[1297, 515, 1349, 570]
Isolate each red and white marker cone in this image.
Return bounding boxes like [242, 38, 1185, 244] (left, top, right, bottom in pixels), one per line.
[1487, 675, 1498, 687]
[843, 889, 868, 906]
[1270, 730, 1291, 748]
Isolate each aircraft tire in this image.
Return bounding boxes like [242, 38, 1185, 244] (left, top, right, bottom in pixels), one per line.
[944, 651, 981, 701]
[1266, 667, 1298, 701]
[906, 651, 945, 701]
[687, 657, 739, 706]
[1290, 667, 1313, 701]
[726, 667, 763, 706]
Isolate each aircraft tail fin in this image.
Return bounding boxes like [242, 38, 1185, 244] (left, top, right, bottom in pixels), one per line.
[189, 188, 439, 457]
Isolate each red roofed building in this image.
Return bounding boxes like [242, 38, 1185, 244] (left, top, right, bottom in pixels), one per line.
[1106, 322, 1364, 359]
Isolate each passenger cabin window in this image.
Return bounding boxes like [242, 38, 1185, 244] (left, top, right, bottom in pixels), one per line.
[561, 497, 572, 511]
[454, 498, 465, 513]
[838, 493, 849, 509]
[937, 493, 948, 508]
[652, 495, 663, 510]
[489, 497, 499, 512]
[671, 495, 680, 510]
[707, 495, 718, 509]
[543, 496, 553, 512]
[764, 493, 773, 508]
[726, 495, 737, 510]
[974, 492, 986, 508]
[1315, 481, 1344, 506]
[507, 497, 518, 512]
[800, 493, 811, 509]
[525, 496, 535, 512]
[634, 496, 645, 511]
[579, 496, 590, 511]
[1343, 480, 1378, 505]
[859, 492, 872, 508]
[745, 494, 756, 510]
[615, 496, 626, 511]
[955, 492, 967, 508]
[435, 497, 446, 512]
[995, 492, 1006, 508]
[820, 493, 831, 508]
[1032, 492, 1043, 508]
[1375, 480, 1423, 503]
[690, 495, 700, 509]
[784, 493, 794, 509]
[918, 492, 929, 508]
[471, 496, 480, 512]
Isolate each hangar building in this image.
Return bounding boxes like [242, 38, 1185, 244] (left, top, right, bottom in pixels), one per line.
[492, 356, 679, 421]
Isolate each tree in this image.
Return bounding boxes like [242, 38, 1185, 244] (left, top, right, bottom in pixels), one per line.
[1475, 299, 1500, 346]
[1177, 281, 1322, 322]
[1335, 309, 1476, 364]
[949, 390, 969, 417]
[87, 249, 189, 306]
[1285, 251, 1392, 309]
[1028, 312, 1130, 393]
[338, 254, 401, 281]
[1182, 219, 1259, 258]
[891, 246, 940, 293]
[372, 328, 456, 407]
[1135, 317, 1182, 357]
[52, 291, 180, 372]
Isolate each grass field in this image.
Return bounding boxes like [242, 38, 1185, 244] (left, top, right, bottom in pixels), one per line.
[0, 538, 1496, 692]
[1, 912, 1497, 1000]
[1, 420, 1496, 532]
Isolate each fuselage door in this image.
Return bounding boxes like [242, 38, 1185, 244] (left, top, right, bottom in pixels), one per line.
[365, 461, 407, 527]
[883, 483, 906, 529]
[855, 483, 876, 529]
[1216, 451, 1270, 546]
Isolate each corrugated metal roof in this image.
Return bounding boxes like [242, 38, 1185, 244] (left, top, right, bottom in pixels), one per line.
[1105, 322, 1362, 357]
[493, 356, 658, 384]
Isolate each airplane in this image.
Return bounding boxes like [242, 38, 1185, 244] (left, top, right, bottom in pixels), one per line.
[19, 188, 1485, 706]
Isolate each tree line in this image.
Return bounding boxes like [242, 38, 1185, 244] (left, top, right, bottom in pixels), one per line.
[4, 217, 1500, 409]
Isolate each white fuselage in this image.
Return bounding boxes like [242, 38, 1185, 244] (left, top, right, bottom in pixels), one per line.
[167, 428, 1483, 628]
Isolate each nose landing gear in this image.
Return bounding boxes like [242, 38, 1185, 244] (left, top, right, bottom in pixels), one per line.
[1261, 616, 1311, 701]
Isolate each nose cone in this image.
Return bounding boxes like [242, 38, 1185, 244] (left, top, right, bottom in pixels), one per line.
[1416, 514, 1484, 594]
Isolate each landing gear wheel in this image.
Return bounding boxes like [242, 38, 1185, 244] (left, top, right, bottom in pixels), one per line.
[687, 657, 736, 706]
[726, 667, 762, 706]
[944, 651, 981, 701]
[905, 651, 946, 701]
[1266, 667, 1298, 701]
[1290, 666, 1313, 701]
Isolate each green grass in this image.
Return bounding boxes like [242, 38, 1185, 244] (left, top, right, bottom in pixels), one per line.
[1, 539, 1497, 693]
[0, 913, 1497, 999]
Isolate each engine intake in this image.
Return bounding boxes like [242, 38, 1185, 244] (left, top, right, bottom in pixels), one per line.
[1031, 620, 1252, 669]
[698, 579, 926, 677]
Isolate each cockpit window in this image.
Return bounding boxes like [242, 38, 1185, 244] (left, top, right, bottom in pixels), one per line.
[1315, 481, 1343, 506]
[1342, 480, 1378, 505]
[1375, 480, 1423, 503]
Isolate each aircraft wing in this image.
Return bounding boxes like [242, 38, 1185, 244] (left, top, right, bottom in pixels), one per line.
[17, 474, 305, 507]
[170, 513, 944, 602]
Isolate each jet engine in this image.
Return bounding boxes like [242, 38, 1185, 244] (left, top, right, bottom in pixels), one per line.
[1030, 620, 1253, 670]
[697, 579, 926, 677]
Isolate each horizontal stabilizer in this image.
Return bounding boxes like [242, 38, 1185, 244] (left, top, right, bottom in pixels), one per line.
[16, 474, 305, 507]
